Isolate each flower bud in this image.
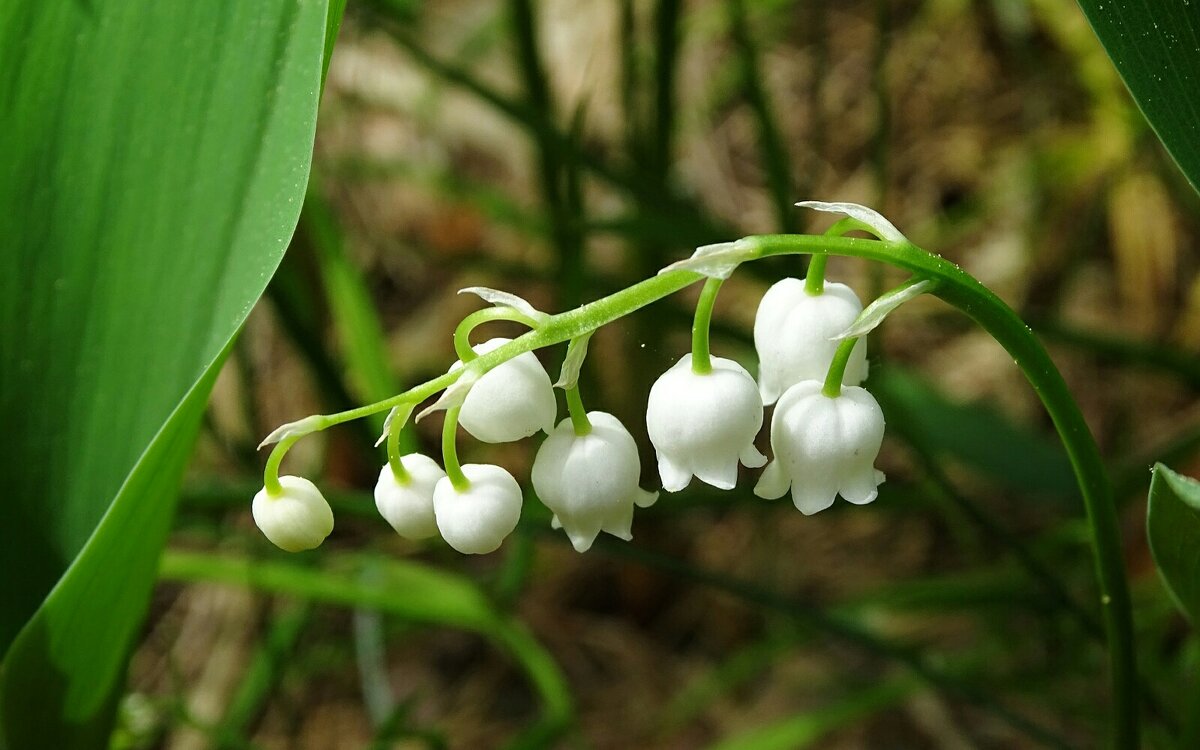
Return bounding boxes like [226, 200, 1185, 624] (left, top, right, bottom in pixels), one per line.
[454, 338, 557, 443]
[433, 464, 523, 554]
[646, 354, 767, 492]
[754, 278, 868, 405]
[373, 454, 446, 540]
[252, 476, 334, 552]
[754, 380, 886, 514]
[532, 411, 658, 552]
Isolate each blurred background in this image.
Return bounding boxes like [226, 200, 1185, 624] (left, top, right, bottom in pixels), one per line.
[130, 0, 1200, 747]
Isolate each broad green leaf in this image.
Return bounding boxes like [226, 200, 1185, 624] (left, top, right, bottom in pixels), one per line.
[870, 367, 1076, 497]
[159, 550, 573, 743]
[1077, 0, 1200, 192]
[1147, 463, 1200, 623]
[0, 0, 329, 745]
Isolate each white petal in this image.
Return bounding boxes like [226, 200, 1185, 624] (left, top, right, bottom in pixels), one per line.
[839, 468, 882, 505]
[633, 488, 659, 508]
[252, 476, 334, 552]
[373, 457, 444, 540]
[795, 200, 907, 242]
[791, 481, 838, 515]
[657, 455, 693, 492]
[456, 338, 557, 443]
[693, 459, 739, 491]
[739, 443, 767, 469]
[754, 461, 790, 500]
[550, 514, 562, 530]
[432, 464, 523, 554]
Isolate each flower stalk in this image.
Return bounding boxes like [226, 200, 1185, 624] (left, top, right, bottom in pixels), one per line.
[259, 227, 1136, 746]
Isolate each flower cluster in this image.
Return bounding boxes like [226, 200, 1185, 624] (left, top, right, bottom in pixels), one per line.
[254, 204, 904, 556]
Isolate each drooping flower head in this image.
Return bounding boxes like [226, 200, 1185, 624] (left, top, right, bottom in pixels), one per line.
[754, 278, 868, 405]
[432, 463, 523, 554]
[646, 354, 766, 492]
[754, 380, 885, 514]
[453, 338, 557, 443]
[532, 411, 658, 551]
[373, 454, 446, 540]
[252, 476, 335, 552]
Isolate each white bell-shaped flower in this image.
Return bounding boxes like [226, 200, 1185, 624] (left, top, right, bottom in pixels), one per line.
[532, 411, 659, 552]
[433, 463, 523, 554]
[373, 454, 446, 540]
[252, 476, 335, 552]
[754, 278, 868, 405]
[754, 380, 886, 514]
[453, 338, 557, 443]
[646, 354, 767, 492]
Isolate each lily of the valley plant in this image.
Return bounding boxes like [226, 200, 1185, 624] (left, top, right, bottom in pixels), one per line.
[253, 201, 1140, 744]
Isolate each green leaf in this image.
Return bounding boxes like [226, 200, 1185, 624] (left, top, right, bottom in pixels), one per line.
[0, 0, 329, 745]
[1147, 463, 1200, 623]
[1077, 0, 1200, 191]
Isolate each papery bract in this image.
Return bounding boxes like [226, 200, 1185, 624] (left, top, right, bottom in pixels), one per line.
[432, 463, 523, 554]
[754, 277, 867, 405]
[532, 411, 658, 551]
[452, 337, 557, 443]
[754, 380, 886, 514]
[374, 454, 446, 540]
[646, 354, 766, 492]
[252, 476, 335, 552]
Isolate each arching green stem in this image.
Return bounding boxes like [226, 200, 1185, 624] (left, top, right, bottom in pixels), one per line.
[565, 385, 591, 436]
[260, 230, 1137, 749]
[454, 306, 541, 363]
[822, 338, 860, 398]
[386, 410, 410, 485]
[442, 405, 470, 492]
[749, 233, 1138, 749]
[691, 277, 724, 374]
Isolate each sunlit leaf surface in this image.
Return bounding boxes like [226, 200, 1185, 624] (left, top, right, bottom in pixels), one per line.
[0, 1, 328, 745]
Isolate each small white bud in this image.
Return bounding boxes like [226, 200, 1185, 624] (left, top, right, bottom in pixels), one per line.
[532, 411, 658, 552]
[754, 380, 886, 514]
[754, 278, 868, 405]
[433, 464, 523, 554]
[373, 455, 446, 540]
[646, 354, 767, 492]
[452, 338, 557, 443]
[252, 476, 334, 552]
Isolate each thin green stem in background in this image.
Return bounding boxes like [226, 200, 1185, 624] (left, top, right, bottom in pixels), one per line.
[565, 385, 592, 436]
[691, 277, 724, 374]
[442, 405, 469, 491]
